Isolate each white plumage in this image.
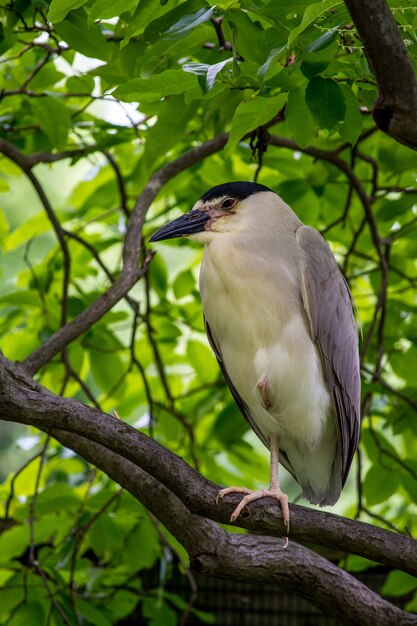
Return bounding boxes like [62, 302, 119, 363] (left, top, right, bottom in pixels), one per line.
[197, 192, 336, 504]
[150, 182, 361, 531]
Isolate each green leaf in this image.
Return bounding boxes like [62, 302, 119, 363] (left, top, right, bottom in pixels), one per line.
[5, 212, 51, 251]
[76, 600, 113, 626]
[173, 270, 195, 299]
[149, 253, 168, 298]
[288, 0, 344, 46]
[113, 70, 197, 102]
[364, 465, 399, 506]
[144, 97, 192, 169]
[0, 526, 30, 562]
[212, 403, 247, 444]
[186, 340, 218, 382]
[107, 590, 139, 621]
[183, 58, 233, 92]
[305, 76, 346, 131]
[0, 581, 25, 621]
[31, 97, 72, 150]
[382, 570, 417, 597]
[88, 514, 124, 558]
[253, 0, 310, 27]
[278, 179, 319, 222]
[401, 472, 417, 502]
[120, 0, 164, 46]
[164, 6, 216, 40]
[206, 58, 234, 91]
[228, 9, 270, 65]
[55, 14, 110, 60]
[286, 84, 316, 147]
[406, 590, 417, 613]
[300, 38, 338, 79]
[66, 74, 95, 94]
[345, 555, 380, 573]
[338, 84, 363, 145]
[125, 518, 160, 570]
[374, 195, 415, 222]
[306, 24, 340, 52]
[90, 349, 125, 392]
[88, 0, 139, 24]
[48, 0, 89, 22]
[225, 93, 287, 156]
[257, 46, 286, 82]
[143, 0, 203, 43]
[8, 602, 45, 626]
[390, 345, 417, 382]
[36, 483, 81, 515]
[142, 598, 176, 626]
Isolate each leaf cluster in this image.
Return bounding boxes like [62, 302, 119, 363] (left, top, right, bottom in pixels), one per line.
[1, 0, 417, 623]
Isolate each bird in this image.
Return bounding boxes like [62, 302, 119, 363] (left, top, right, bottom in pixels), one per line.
[149, 181, 361, 538]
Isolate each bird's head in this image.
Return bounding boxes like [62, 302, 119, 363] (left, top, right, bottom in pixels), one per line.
[149, 181, 274, 244]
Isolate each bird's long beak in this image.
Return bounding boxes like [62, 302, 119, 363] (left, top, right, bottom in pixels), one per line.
[149, 209, 210, 242]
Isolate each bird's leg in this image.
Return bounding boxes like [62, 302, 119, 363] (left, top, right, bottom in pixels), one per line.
[268, 434, 290, 540]
[216, 434, 290, 545]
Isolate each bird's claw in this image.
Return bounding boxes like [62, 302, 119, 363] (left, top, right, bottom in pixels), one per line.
[216, 485, 290, 547]
[216, 485, 252, 506]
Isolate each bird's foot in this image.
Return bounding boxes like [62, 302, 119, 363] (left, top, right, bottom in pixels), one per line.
[216, 485, 289, 546]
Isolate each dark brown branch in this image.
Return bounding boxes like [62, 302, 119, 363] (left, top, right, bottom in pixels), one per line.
[63, 229, 139, 314]
[103, 150, 130, 218]
[1, 355, 416, 578]
[344, 0, 417, 150]
[211, 18, 232, 51]
[46, 430, 417, 626]
[0, 137, 97, 167]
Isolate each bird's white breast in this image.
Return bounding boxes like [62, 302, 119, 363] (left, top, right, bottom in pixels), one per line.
[200, 232, 332, 453]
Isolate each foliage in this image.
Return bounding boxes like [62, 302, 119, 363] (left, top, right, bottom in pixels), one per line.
[1, 0, 417, 623]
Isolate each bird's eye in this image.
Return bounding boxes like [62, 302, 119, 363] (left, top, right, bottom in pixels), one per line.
[221, 197, 236, 209]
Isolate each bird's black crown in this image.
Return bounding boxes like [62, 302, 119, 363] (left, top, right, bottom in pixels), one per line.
[199, 181, 272, 203]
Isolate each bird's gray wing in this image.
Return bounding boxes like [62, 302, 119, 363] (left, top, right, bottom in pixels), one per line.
[204, 316, 296, 478]
[296, 225, 361, 485]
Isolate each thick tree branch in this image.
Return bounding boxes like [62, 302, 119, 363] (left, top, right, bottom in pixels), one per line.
[48, 430, 417, 626]
[1, 355, 416, 579]
[344, 0, 417, 150]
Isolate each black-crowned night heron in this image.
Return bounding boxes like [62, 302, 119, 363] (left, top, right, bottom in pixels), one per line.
[150, 182, 360, 537]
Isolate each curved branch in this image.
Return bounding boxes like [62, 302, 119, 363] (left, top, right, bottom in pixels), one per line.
[22, 133, 228, 373]
[1, 355, 416, 578]
[344, 0, 417, 150]
[2, 132, 369, 374]
[0, 138, 97, 167]
[48, 430, 417, 626]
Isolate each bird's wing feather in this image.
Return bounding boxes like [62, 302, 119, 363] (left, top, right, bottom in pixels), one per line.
[204, 316, 296, 478]
[296, 226, 360, 485]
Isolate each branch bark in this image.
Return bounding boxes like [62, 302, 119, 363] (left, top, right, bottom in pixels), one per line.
[344, 0, 417, 150]
[1, 354, 416, 579]
[43, 429, 417, 626]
